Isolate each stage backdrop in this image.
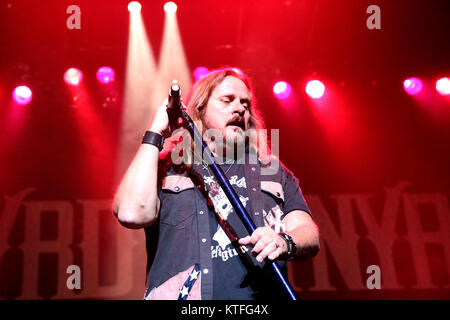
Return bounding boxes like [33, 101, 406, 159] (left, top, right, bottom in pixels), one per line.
[0, 0, 449, 299]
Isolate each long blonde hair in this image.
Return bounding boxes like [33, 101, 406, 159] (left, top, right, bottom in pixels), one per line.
[162, 67, 271, 167]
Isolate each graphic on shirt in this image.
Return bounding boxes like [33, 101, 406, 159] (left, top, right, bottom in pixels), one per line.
[263, 205, 286, 233]
[205, 174, 249, 262]
[206, 172, 288, 263]
[204, 174, 248, 221]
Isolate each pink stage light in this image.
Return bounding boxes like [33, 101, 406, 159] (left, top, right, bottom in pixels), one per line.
[128, 1, 141, 13]
[403, 77, 423, 95]
[193, 66, 209, 80]
[273, 81, 292, 99]
[435, 77, 450, 96]
[13, 85, 33, 105]
[96, 66, 115, 84]
[64, 68, 83, 86]
[305, 80, 325, 99]
[164, 2, 177, 13]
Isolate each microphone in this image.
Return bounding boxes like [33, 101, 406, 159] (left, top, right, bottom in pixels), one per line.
[167, 80, 182, 128]
[168, 81, 181, 111]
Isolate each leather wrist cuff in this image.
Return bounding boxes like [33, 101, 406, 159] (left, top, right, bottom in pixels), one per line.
[142, 130, 164, 151]
[279, 232, 296, 260]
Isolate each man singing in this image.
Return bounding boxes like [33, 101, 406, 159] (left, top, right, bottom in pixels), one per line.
[113, 68, 319, 300]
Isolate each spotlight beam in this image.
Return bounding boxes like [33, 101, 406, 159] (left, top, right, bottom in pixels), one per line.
[153, 2, 191, 108]
[117, 6, 158, 178]
[118, 1, 191, 180]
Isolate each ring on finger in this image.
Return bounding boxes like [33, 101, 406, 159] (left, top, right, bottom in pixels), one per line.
[271, 240, 280, 248]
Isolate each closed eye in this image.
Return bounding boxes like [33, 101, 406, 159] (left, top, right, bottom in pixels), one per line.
[220, 95, 250, 109]
[221, 95, 234, 103]
[240, 99, 250, 109]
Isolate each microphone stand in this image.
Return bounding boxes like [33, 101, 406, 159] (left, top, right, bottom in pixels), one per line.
[169, 83, 299, 300]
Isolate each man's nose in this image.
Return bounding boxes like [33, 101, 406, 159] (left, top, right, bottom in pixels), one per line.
[232, 101, 246, 115]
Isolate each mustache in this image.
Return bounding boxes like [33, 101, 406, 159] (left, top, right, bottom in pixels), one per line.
[226, 115, 246, 129]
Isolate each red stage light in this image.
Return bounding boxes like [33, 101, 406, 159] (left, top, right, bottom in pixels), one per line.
[273, 81, 292, 99]
[435, 77, 450, 96]
[12, 85, 32, 105]
[96, 66, 115, 84]
[128, 1, 141, 13]
[164, 2, 177, 13]
[64, 68, 83, 86]
[403, 77, 423, 95]
[305, 80, 325, 99]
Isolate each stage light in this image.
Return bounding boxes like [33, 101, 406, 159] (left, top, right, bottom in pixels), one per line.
[403, 77, 423, 95]
[96, 66, 115, 84]
[273, 81, 292, 99]
[128, 1, 141, 13]
[64, 68, 83, 86]
[232, 67, 244, 75]
[305, 80, 325, 99]
[435, 77, 450, 96]
[13, 85, 32, 105]
[193, 66, 209, 80]
[164, 2, 177, 14]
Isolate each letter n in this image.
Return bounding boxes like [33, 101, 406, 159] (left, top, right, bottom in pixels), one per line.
[66, 5, 81, 30]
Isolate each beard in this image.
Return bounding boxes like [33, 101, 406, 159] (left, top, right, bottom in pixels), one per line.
[224, 126, 246, 144]
[201, 113, 250, 161]
[213, 127, 248, 161]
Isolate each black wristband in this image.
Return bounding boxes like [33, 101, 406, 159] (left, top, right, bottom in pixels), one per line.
[142, 131, 164, 151]
[279, 232, 296, 259]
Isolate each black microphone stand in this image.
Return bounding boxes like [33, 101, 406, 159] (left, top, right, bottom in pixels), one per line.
[169, 83, 299, 301]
